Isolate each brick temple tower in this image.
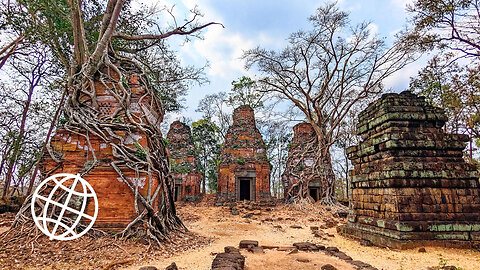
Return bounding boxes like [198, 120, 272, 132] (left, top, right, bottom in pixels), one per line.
[282, 122, 322, 202]
[166, 121, 202, 201]
[41, 67, 163, 229]
[216, 105, 270, 203]
[339, 91, 480, 249]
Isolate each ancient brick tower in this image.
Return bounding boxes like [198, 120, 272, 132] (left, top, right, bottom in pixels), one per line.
[166, 121, 202, 201]
[339, 91, 480, 249]
[282, 122, 322, 202]
[42, 68, 162, 229]
[216, 105, 270, 203]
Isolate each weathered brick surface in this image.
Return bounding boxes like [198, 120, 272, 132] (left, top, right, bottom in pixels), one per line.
[41, 69, 162, 229]
[282, 122, 322, 200]
[339, 91, 480, 249]
[166, 121, 202, 201]
[216, 105, 270, 203]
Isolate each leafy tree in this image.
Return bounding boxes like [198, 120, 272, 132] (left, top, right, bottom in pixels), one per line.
[409, 54, 480, 158]
[260, 120, 292, 198]
[227, 76, 266, 109]
[406, 0, 480, 58]
[196, 92, 232, 139]
[192, 119, 222, 193]
[244, 2, 415, 204]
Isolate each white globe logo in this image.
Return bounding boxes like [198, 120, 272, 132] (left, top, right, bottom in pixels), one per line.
[31, 173, 98, 241]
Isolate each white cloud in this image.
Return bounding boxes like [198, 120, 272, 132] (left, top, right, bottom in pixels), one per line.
[367, 23, 379, 37]
[182, 27, 254, 77]
[390, 0, 414, 9]
[383, 59, 426, 92]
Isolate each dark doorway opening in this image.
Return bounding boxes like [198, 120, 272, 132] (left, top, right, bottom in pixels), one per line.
[239, 178, 251, 201]
[174, 185, 181, 202]
[309, 187, 319, 202]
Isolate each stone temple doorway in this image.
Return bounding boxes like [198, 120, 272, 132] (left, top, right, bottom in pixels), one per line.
[308, 180, 321, 202]
[238, 177, 254, 201]
[309, 187, 319, 202]
[174, 184, 182, 202]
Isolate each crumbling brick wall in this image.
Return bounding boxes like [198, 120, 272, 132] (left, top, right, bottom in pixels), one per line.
[41, 68, 162, 229]
[338, 91, 480, 249]
[166, 121, 202, 201]
[282, 122, 322, 201]
[216, 105, 270, 203]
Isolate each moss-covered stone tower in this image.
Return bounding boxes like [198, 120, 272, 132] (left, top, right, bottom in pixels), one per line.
[339, 91, 480, 249]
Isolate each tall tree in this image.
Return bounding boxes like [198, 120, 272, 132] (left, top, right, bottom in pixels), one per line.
[2, 0, 219, 241]
[1, 45, 55, 198]
[244, 2, 415, 204]
[191, 119, 221, 193]
[196, 92, 232, 139]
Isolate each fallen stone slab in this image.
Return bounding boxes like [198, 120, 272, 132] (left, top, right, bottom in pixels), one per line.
[239, 240, 258, 248]
[165, 262, 178, 270]
[332, 251, 353, 261]
[211, 252, 245, 270]
[321, 264, 337, 270]
[248, 246, 264, 254]
[224, 246, 240, 253]
[325, 246, 339, 253]
[139, 266, 157, 270]
[296, 257, 311, 263]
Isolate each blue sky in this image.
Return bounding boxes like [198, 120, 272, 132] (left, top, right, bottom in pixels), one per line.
[157, 0, 424, 122]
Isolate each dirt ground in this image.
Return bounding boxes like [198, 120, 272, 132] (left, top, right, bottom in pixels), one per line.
[0, 197, 479, 270]
[125, 198, 480, 270]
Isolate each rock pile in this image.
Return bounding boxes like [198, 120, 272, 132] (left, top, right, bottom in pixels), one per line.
[339, 91, 480, 249]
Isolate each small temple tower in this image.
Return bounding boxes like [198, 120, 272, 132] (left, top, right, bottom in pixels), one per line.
[282, 122, 322, 202]
[216, 105, 270, 203]
[339, 91, 480, 249]
[166, 121, 202, 201]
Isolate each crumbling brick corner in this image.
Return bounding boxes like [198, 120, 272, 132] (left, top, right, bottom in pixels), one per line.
[166, 121, 202, 202]
[338, 90, 480, 249]
[216, 105, 271, 204]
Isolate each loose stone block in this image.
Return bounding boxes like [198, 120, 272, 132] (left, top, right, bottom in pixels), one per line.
[338, 91, 480, 249]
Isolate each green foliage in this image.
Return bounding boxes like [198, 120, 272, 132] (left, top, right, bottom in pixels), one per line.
[409, 54, 480, 160]
[407, 0, 480, 58]
[171, 164, 191, 173]
[297, 164, 305, 171]
[227, 76, 265, 109]
[435, 253, 463, 270]
[134, 142, 146, 161]
[192, 119, 222, 192]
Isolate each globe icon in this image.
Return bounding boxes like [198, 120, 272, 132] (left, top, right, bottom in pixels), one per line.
[31, 173, 98, 241]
